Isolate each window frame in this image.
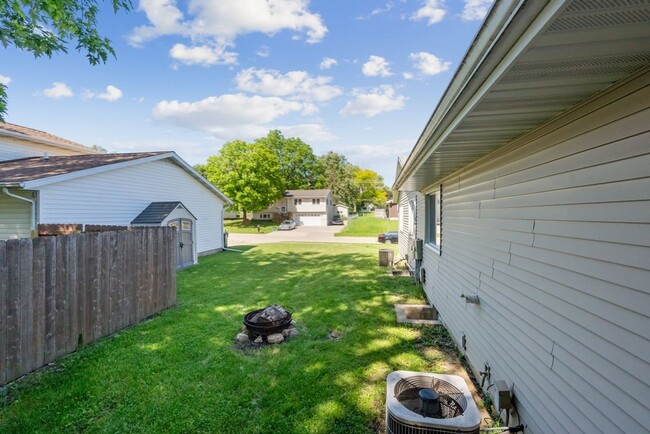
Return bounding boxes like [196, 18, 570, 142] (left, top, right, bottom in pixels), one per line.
[425, 186, 442, 255]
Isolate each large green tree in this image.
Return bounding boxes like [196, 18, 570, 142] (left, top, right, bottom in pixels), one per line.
[318, 151, 359, 209]
[199, 140, 284, 221]
[0, 0, 131, 120]
[353, 168, 387, 209]
[255, 130, 324, 190]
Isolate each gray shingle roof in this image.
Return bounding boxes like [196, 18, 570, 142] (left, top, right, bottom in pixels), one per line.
[284, 189, 331, 198]
[131, 202, 196, 225]
[0, 152, 169, 184]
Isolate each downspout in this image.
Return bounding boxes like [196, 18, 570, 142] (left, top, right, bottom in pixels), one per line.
[2, 187, 36, 234]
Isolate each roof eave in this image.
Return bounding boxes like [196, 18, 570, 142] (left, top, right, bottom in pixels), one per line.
[393, 0, 566, 190]
[0, 129, 101, 155]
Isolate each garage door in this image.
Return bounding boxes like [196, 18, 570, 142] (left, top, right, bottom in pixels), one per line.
[297, 215, 322, 226]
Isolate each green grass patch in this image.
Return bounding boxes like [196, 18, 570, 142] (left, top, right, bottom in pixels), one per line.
[224, 219, 277, 234]
[0, 243, 463, 434]
[335, 213, 398, 237]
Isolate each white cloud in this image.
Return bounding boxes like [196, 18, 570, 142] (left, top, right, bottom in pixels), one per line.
[403, 72, 414, 80]
[362, 55, 392, 77]
[411, 0, 446, 25]
[340, 85, 406, 117]
[319, 57, 338, 70]
[0, 75, 11, 85]
[235, 68, 342, 102]
[169, 43, 238, 66]
[129, 0, 327, 64]
[461, 0, 493, 21]
[84, 85, 124, 102]
[256, 45, 271, 58]
[409, 52, 451, 76]
[43, 82, 74, 99]
[372, 2, 395, 16]
[278, 123, 337, 142]
[153, 93, 304, 138]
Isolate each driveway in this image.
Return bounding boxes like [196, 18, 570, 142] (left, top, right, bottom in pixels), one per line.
[227, 225, 377, 246]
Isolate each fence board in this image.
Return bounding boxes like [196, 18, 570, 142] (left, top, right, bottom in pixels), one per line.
[6, 240, 21, 381]
[19, 239, 34, 375]
[1, 227, 177, 385]
[43, 236, 57, 364]
[65, 235, 78, 353]
[32, 237, 46, 370]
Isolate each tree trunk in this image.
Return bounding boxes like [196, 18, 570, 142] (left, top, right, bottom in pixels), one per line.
[243, 210, 248, 222]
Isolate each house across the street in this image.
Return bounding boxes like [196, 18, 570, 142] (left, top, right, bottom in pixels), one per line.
[252, 189, 336, 226]
[394, 1, 649, 433]
[0, 122, 231, 268]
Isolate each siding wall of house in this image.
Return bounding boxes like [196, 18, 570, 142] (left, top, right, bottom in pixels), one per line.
[0, 190, 35, 240]
[419, 74, 650, 433]
[37, 159, 225, 255]
[398, 191, 422, 270]
[0, 138, 87, 161]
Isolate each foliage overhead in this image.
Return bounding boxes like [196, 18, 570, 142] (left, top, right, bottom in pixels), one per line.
[198, 140, 284, 220]
[0, 0, 132, 120]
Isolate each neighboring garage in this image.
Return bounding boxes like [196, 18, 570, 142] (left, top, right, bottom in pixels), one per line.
[294, 213, 324, 226]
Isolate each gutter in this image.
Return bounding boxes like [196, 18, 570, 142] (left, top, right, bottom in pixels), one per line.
[2, 187, 36, 231]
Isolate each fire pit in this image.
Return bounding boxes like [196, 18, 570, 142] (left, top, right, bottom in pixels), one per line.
[243, 305, 293, 339]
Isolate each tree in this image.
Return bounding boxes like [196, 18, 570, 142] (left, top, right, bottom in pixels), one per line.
[255, 130, 323, 190]
[318, 152, 359, 208]
[200, 140, 284, 221]
[0, 0, 132, 120]
[353, 168, 387, 209]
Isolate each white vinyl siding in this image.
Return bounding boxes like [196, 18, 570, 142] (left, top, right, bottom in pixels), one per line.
[419, 74, 650, 433]
[0, 190, 34, 240]
[37, 159, 226, 255]
[398, 191, 422, 269]
[0, 138, 90, 161]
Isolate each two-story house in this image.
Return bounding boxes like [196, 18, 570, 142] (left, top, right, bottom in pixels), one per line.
[252, 189, 336, 226]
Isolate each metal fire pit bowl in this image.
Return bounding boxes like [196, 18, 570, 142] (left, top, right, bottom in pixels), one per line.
[243, 306, 293, 338]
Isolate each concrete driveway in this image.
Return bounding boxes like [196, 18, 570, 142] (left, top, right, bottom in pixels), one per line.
[227, 224, 378, 246]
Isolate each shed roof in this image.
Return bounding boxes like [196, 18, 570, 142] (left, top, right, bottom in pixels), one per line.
[284, 189, 332, 198]
[131, 202, 196, 225]
[0, 122, 100, 154]
[0, 152, 167, 183]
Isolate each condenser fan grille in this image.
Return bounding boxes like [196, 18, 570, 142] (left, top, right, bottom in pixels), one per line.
[394, 375, 467, 418]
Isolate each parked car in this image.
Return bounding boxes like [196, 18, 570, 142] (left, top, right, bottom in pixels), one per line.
[332, 215, 344, 225]
[378, 231, 398, 244]
[278, 220, 297, 230]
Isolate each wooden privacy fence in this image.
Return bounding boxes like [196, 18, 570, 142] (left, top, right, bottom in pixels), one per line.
[0, 227, 177, 386]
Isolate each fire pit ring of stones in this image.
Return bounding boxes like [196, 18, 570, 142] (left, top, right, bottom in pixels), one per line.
[243, 305, 293, 339]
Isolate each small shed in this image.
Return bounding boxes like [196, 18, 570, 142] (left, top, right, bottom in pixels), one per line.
[131, 201, 197, 269]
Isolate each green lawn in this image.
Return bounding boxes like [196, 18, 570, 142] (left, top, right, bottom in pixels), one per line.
[224, 219, 277, 234]
[0, 243, 467, 434]
[335, 213, 398, 237]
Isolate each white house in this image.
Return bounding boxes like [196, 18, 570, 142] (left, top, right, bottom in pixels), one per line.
[0, 123, 232, 268]
[252, 189, 336, 226]
[394, 1, 649, 433]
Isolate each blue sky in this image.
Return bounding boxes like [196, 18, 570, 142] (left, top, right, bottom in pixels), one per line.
[0, 0, 492, 185]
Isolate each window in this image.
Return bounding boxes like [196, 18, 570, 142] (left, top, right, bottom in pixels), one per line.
[294, 199, 302, 205]
[281, 206, 286, 213]
[181, 220, 192, 231]
[312, 198, 320, 205]
[408, 199, 415, 236]
[426, 187, 441, 251]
